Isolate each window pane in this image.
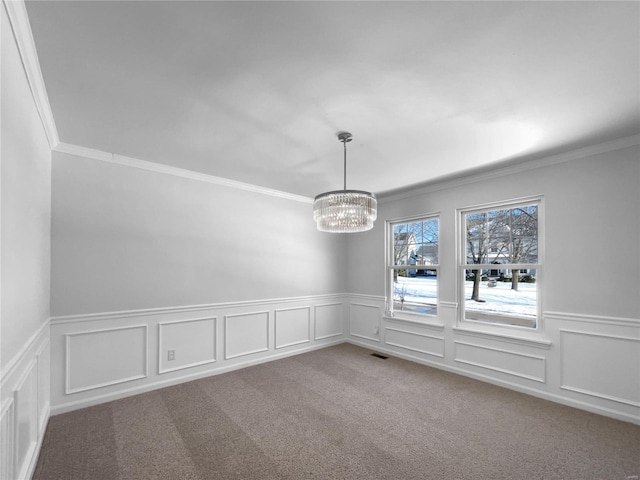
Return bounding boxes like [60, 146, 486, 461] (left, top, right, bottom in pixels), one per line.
[392, 219, 439, 266]
[465, 205, 538, 265]
[393, 269, 437, 315]
[390, 217, 439, 317]
[464, 269, 536, 328]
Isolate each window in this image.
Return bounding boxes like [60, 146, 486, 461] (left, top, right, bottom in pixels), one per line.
[387, 215, 439, 318]
[459, 199, 541, 329]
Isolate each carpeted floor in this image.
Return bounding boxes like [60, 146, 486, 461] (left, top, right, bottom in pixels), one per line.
[33, 343, 640, 479]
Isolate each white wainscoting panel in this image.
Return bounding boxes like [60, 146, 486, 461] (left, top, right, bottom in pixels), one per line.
[14, 360, 38, 480]
[560, 330, 640, 407]
[384, 326, 444, 358]
[314, 303, 343, 340]
[50, 295, 346, 415]
[1, 399, 15, 480]
[35, 340, 50, 435]
[158, 317, 217, 374]
[350, 303, 381, 342]
[0, 321, 49, 480]
[454, 341, 546, 383]
[275, 307, 310, 349]
[66, 325, 148, 394]
[224, 311, 270, 359]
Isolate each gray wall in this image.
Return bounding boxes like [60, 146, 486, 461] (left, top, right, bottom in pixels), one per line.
[51, 151, 347, 316]
[347, 145, 640, 320]
[1, 6, 51, 366]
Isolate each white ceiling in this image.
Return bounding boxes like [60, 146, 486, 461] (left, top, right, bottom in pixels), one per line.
[25, 1, 639, 198]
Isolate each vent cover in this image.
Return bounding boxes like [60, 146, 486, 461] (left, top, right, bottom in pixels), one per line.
[370, 353, 388, 360]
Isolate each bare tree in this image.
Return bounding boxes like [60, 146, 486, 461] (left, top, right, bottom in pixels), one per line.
[507, 206, 538, 291]
[466, 211, 506, 301]
[465, 206, 538, 300]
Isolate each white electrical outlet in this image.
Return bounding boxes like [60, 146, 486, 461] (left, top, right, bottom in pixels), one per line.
[373, 326, 379, 335]
[168, 350, 175, 361]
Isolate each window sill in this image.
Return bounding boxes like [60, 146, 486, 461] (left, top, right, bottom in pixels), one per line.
[383, 314, 445, 330]
[452, 326, 552, 349]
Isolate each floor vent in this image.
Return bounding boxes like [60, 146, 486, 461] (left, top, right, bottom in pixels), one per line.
[370, 353, 389, 360]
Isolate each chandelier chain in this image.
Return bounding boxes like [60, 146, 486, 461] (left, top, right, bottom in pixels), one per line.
[343, 138, 347, 191]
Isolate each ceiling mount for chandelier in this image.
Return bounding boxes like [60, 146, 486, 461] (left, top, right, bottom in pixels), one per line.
[313, 132, 377, 233]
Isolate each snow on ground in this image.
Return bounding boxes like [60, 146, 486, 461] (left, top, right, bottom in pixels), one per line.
[394, 276, 536, 318]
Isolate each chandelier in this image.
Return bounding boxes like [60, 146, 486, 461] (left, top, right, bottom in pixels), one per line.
[313, 132, 377, 233]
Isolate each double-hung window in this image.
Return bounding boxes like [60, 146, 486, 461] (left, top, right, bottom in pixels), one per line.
[459, 197, 542, 329]
[386, 215, 439, 318]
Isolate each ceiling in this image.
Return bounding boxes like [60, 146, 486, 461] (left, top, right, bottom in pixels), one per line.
[25, 1, 639, 198]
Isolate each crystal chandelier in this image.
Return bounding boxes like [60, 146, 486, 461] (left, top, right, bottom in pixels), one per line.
[313, 132, 377, 233]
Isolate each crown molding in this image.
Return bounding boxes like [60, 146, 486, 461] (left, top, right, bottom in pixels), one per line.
[378, 134, 640, 204]
[53, 142, 314, 204]
[3, 0, 59, 149]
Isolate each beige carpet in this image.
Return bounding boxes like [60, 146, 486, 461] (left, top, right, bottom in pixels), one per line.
[34, 343, 639, 479]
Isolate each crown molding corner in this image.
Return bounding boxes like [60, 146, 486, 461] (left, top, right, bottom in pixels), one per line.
[53, 142, 113, 162]
[3, 0, 59, 149]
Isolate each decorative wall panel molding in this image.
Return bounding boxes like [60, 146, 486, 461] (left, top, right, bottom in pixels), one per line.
[384, 315, 445, 330]
[345, 294, 639, 424]
[275, 307, 310, 349]
[454, 341, 546, 383]
[50, 295, 347, 415]
[48, 294, 638, 426]
[1, 320, 49, 383]
[384, 326, 444, 358]
[546, 311, 640, 327]
[35, 340, 50, 435]
[1, 399, 15, 480]
[0, 320, 49, 480]
[560, 330, 640, 407]
[349, 303, 381, 342]
[50, 293, 345, 324]
[439, 301, 458, 310]
[314, 303, 344, 340]
[224, 311, 270, 360]
[13, 360, 38, 480]
[348, 294, 385, 302]
[65, 325, 148, 394]
[158, 317, 216, 374]
[452, 326, 552, 349]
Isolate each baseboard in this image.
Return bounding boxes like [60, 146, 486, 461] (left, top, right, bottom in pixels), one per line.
[346, 338, 640, 425]
[22, 411, 49, 480]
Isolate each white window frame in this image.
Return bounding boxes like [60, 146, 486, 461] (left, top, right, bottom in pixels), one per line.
[385, 213, 440, 325]
[456, 196, 544, 333]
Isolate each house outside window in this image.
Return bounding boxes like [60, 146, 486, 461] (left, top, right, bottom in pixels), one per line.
[387, 215, 439, 318]
[459, 197, 542, 329]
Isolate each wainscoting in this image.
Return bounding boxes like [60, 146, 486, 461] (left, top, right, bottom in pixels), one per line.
[49, 295, 347, 415]
[344, 295, 640, 425]
[5, 293, 638, 480]
[0, 322, 50, 480]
